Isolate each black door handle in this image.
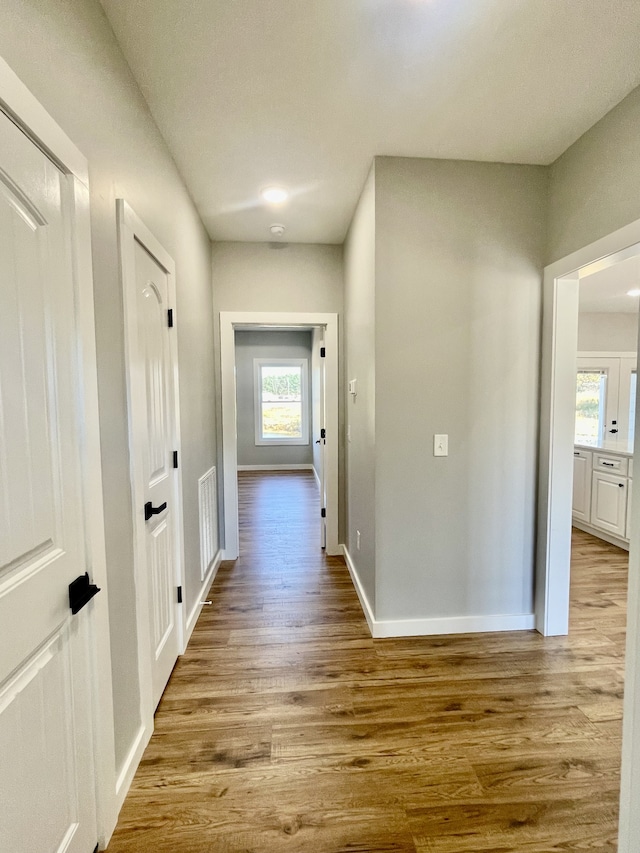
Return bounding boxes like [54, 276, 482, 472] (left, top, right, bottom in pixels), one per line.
[69, 572, 101, 614]
[609, 429, 619, 434]
[145, 501, 167, 521]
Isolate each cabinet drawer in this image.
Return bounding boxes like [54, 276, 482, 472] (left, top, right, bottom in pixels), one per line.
[594, 453, 628, 475]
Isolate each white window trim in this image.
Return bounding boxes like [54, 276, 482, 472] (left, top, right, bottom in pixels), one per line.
[253, 357, 309, 446]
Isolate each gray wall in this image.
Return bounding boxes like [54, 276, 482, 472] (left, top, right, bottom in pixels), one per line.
[235, 330, 313, 466]
[343, 165, 377, 610]
[211, 242, 344, 539]
[578, 312, 639, 352]
[549, 85, 640, 263]
[0, 0, 217, 775]
[348, 157, 548, 623]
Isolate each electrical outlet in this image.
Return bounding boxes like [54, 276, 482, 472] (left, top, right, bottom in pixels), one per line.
[356, 530, 361, 550]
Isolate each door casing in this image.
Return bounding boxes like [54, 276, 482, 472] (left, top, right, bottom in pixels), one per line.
[220, 312, 340, 558]
[537, 216, 640, 852]
[0, 56, 117, 845]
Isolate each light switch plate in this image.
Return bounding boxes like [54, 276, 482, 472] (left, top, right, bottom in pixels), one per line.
[434, 434, 448, 456]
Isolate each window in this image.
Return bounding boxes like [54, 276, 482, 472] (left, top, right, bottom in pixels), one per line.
[254, 358, 309, 445]
[575, 369, 607, 445]
[574, 355, 638, 447]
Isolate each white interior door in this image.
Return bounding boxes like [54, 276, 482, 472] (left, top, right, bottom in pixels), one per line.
[319, 333, 327, 548]
[118, 201, 183, 714]
[0, 111, 97, 852]
[136, 241, 180, 707]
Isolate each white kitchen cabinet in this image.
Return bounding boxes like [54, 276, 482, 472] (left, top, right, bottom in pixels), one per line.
[572, 449, 592, 522]
[627, 478, 633, 541]
[590, 470, 628, 539]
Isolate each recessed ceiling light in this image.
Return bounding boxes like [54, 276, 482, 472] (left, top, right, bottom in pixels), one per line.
[261, 186, 288, 204]
[627, 289, 640, 297]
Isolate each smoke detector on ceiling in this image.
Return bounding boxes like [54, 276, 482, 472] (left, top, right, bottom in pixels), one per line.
[270, 223, 286, 238]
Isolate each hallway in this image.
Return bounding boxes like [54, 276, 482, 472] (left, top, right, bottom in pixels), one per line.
[107, 474, 625, 852]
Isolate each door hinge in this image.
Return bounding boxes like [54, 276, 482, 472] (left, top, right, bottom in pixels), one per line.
[320, 428, 326, 439]
[173, 450, 179, 469]
[177, 586, 183, 604]
[320, 346, 325, 357]
[167, 308, 174, 327]
[321, 508, 326, 518]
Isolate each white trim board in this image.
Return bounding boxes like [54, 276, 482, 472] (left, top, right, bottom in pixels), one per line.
[341, 546, 375, 635]
[220, 311, 340, 558]
[0, 56, 117, 846]
[341, 547, 534, 639]
[237, 464, 314, 471]
[114, 723, 152, 814]
[184, 550, 222, 647]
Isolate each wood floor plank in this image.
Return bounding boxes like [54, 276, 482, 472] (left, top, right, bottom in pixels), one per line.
[105, 475, 627, 852]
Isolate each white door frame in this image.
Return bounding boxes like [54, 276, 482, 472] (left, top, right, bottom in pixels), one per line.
[0, 57, 117, 844]
[220, 311, 340, 558]
[536, 216, 640, 852]
[117, 200, 186, 789]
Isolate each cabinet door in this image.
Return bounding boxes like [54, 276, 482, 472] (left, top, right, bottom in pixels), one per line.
[590, 471, 628, 538]
[572, 451, 592, 521]
[627, 477, 633, 541]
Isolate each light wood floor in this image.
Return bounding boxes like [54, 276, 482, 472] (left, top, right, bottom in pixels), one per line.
[106, 471, 628, 852]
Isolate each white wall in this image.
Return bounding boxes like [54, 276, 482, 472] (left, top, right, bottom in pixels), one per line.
[578, 312, 639, 352]
[211, 242, 344, 538]
[0, 0, 217, 776]
[343, 165, 377, 611]
[372, 157, 547, 623]
[235, 330, 313, 466]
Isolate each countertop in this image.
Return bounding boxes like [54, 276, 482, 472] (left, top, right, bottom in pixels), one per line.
[575, 439, 634, 457]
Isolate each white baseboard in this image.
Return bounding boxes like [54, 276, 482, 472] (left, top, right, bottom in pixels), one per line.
[341, 545, 375, 635]
[341, 546, 535, 639]
[184, 550, 222, 648]
[370, 611, 536, 638]
[114, 720, 153, 812]
[237, 464, 314, 471]
[572, 520, 629, 551]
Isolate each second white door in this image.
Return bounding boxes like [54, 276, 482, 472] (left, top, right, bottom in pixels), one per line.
[119, 201, 183, 712]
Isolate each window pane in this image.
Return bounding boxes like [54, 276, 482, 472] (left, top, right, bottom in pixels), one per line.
[630, 371, 637, 446]
[261, 365, 302, 401]
[260, 365, 303, 439]
[575, 370, 607, 445]
[262, 401, 302, 438]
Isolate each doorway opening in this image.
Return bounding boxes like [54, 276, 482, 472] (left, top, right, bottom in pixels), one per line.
[537, 228, 640, 636]
[220, 312, 339, 560]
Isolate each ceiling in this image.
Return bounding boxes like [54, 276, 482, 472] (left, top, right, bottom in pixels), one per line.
[580, 255, 640, 314]
[99, 0, 640, 245]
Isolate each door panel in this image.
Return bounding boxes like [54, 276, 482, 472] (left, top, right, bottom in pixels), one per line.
[0, 112, 96, 853]
[133, 239, 179, 709]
